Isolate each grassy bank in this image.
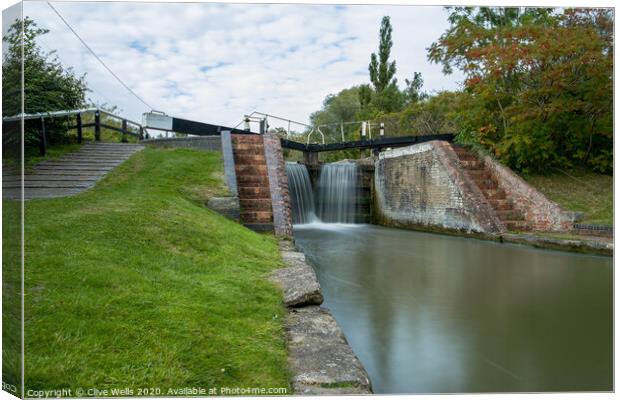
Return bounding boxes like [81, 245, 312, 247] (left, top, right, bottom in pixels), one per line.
[524, 170, 613, 226]
[6, 147, 290, 393]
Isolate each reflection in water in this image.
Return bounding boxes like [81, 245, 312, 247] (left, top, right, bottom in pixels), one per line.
[294, 225, 612, 393]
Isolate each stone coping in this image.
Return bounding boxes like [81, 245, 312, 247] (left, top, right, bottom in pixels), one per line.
[272, 240, 373, 395]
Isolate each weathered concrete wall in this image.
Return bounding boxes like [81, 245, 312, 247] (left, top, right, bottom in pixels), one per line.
[374, 141, 502, 233]
[481, 155, 575, 232]
[143, 136, 221, 151]
[263, 133, 293, 238]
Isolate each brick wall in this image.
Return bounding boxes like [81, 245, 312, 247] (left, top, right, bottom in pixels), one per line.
[263, 133, 293, 238]
[374, 141, 503, 233]
[231, 134, 273, 232]
[481, 155, 575, 231]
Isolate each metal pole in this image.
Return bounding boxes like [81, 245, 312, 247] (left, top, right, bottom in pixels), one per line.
[341, 123, 345, 142]
[39, 117, 47, 156]
[76, 113, 83, 144]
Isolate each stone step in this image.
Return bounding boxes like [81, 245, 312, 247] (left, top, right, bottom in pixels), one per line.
[5, 175, 102, 182]
[59, 156, 132, 161]
[3, 180, 93, 189]
[38, 161, 122, 168]
[494, 209, 524, 221]
[35, 166, 113, 172]
[504, 220, 530, 231]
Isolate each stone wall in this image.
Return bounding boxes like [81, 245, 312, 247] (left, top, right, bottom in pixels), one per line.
[374, 141, 502, 233]
[263, 133, 293, 238]
[481, 155, 575, 231]
[142, 136, 221, 151]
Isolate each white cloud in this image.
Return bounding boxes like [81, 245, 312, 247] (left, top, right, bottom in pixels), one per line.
[21, 2, 464, 130]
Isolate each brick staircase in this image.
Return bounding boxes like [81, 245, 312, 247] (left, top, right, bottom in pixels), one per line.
[231, 135, 274, 231]
[452, 145, 529, 231]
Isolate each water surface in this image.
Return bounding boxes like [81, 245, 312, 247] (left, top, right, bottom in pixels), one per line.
[294, 224, 613, 393]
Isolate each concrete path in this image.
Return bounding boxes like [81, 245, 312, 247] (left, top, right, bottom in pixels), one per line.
[3, 142, 144, 200]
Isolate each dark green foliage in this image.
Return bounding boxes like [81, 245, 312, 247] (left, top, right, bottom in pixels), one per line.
[428, 7, 613, 174]
[2, 17, 88, 152]
[364, 16, 404, 114]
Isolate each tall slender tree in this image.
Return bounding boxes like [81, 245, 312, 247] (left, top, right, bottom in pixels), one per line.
[364, 16, 403, 114]
[369, 16, 397, 92]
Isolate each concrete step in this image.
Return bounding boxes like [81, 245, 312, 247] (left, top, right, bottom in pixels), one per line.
[3, 180, 93, 189]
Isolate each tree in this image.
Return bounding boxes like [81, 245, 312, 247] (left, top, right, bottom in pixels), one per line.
[369, 16, 397, 93]
[364, 16, 403, 114]
[403, 72, 427, 105]
[2, 17, 89, 150]
[428, 7, 613, 174]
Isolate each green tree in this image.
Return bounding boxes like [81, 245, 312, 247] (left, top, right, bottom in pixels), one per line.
[364, 16, 403, 114]
[428, 7, 613, 173]
[403, 72, 427, 105]
[2, 17, 88, 150]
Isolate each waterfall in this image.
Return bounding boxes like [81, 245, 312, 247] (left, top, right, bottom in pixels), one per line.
[317, 162, 359, 224]
[286, 163, 317, 224]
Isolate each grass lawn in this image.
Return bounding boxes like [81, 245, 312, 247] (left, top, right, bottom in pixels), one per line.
[4, 147, 291, 393]
[524, 170, 613, 226]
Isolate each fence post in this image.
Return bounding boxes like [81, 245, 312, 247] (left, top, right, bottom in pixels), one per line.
[121, 119, 128, 142]
[76, 113, 83, 144]
[94, 110, 101, 141]
[39, 117, 47, 156]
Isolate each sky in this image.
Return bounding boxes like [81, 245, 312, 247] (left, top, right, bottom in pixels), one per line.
[7, 1, 465, 130]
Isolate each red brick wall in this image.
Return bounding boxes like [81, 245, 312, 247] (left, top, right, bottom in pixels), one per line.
[231, 134, 273, 231]
[481, 155, 574, 231]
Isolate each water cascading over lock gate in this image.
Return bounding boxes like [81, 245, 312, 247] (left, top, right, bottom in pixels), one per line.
[286, 162, 359, 224]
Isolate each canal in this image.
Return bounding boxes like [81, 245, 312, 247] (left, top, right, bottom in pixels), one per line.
[293, 223, 612, 393]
